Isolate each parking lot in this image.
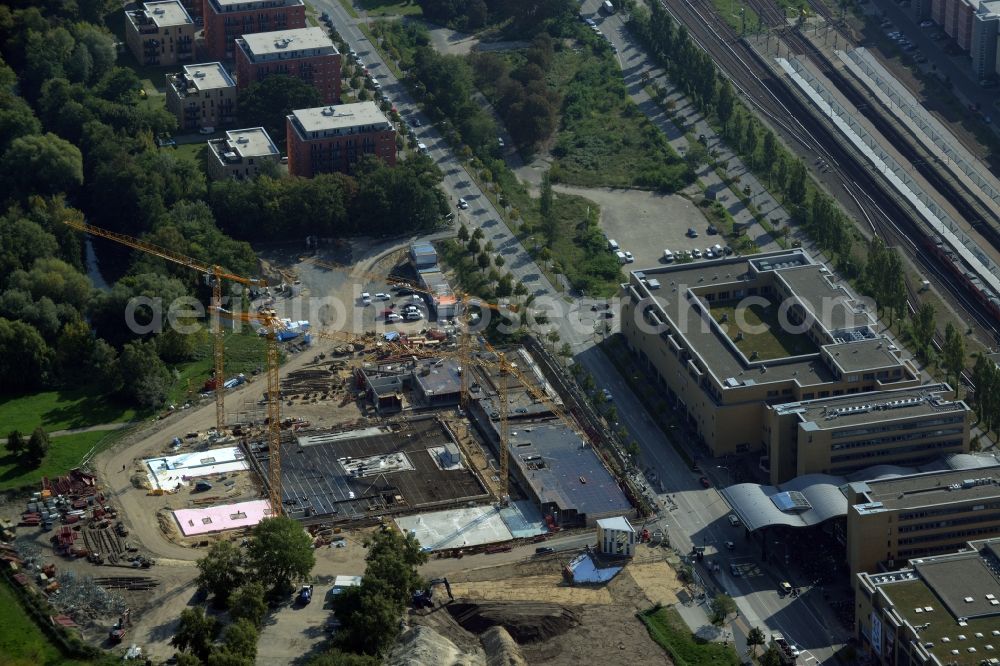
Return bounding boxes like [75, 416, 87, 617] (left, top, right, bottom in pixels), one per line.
[551, 186, 725, 269]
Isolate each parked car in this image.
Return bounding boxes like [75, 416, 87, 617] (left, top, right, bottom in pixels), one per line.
[404, 311, 423, 321]
[623, 251, 634, 263]
[498, 137, 505, 148]
[386, 313, 403, 322]
[199, 126, 215, 135]
[687, 227, 699, 238]
[298, 585, 313, 604]
[457, 197, 469, 209]
[615, 250, 628, 264]
[663, 249, 674, 262]
[691, 248, 703, 259]
[728, 514, 741, 527]
[919, 19, 934, 27]
[607, 238, 620, 251]
[699, 476, 711, 488]
[375, 292, 390, 301]
[361, 292, 372, 305]
[535, 546, 554, 555]
[707, 225, 718, 235]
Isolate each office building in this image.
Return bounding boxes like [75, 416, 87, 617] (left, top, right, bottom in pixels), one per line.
[235, 28, 341, 104]
[766, 383, 969, 484]
[124, 0, 195, 67]
[202, 0, 305, 60]
[285, 103, 396, 178]
[206, 128, 280, 180]
[165, 62, 236, 132]
[620, 250, 921, 458]
[856, 536, 1000, 665]
[847, 463, 1000, 576]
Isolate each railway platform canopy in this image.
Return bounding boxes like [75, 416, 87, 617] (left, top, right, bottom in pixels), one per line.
[721, 453, 1000, 533]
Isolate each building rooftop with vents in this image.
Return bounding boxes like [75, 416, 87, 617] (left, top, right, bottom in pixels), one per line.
[857, 536, 1000, 665]
[237, 27, 336, 61]
[130, 0, 193, 27]
[622, 249, 923, 457]
[169, 63, 235, 93]
[288, 103, 393, 138]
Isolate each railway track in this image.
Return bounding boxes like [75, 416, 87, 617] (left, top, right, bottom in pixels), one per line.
[663, 0, 1000, 347]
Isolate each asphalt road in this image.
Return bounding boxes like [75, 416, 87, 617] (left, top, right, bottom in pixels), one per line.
[320, 2, 846, 661]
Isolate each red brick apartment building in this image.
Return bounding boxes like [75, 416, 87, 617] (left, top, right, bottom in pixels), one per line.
[202, 0, 305, 61]
[285, 103, 396, 178]
[235, 27, 340, 104]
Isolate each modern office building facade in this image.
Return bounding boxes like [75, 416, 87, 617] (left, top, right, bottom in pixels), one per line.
[847, 464, 1000, 577]
[620, 251, 921, 458]
[766, 384, 969, 484]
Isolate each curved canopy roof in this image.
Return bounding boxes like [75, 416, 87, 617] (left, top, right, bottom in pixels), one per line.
[722, 453, 1000, 532]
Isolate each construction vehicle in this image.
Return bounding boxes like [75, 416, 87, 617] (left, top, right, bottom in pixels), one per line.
[108, 609, 131, 644]
[412, 578, 453, 608]
[64, 219, 266, 432]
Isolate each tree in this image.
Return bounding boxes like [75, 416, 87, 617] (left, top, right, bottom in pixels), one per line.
[910, 303, 936, 360]
[747, 626, 767, 658]
[0, 317, 52, 394]
[6, 430, 25, 457]
[477, 252, 491, 272]
[220, 619, 258, 662]
[786, 159, 807, 205]
[197, 541, 245, 605]
[760, 645, 784, 666]
[2, 133, 83, 198]
[334, 528, 427, 654]
[171, 607, 219, 662]
[943, 322, 966, 396]
[228, 581, 267, 628]
[117, 339, 171, 409]
[238, 77, 321, 148]
[246, 517, 315, 596]
[206, 651, 254, 666]
[494, 255, 505, 268]
[457, 224, 469, 242]
[25, 427, 49, 467]
[709, 593, 737, 625]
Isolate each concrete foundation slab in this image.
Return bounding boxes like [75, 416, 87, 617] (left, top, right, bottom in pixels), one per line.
[396, 505, 513, 551]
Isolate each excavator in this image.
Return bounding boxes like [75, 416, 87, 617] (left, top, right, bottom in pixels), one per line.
[411, 578, 454, 609]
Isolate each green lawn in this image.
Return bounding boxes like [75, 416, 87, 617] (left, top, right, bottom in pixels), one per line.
[164, 330, 270, 407]
[710, 300, 818, 360]
[0, 578, 108, 666]
[550, 49, 690, 191]
[639, 607, 741, 666]
[357, 0, 423, 17]
[0, 389, 137, 434]
[0, 431, 118, 491]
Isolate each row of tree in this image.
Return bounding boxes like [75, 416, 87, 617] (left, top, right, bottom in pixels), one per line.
[209, 155, 449, 242]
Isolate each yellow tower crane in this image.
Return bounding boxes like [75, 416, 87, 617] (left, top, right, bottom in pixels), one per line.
[64, 220, 267, 432]
[211, 308, 284, 515]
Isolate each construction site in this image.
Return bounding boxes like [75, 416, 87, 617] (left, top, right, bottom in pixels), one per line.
[0, 230, 653, 662]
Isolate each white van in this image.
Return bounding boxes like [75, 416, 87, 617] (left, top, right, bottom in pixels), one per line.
[608, 239, 620, 251]
[417, 142, 429, 155]
[615, 250, 628, 265]
[405, 311, 423, 321]
[361, 292, 372, 305]
[663, 249, 674, 262]
[601, 0, 615, 14]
